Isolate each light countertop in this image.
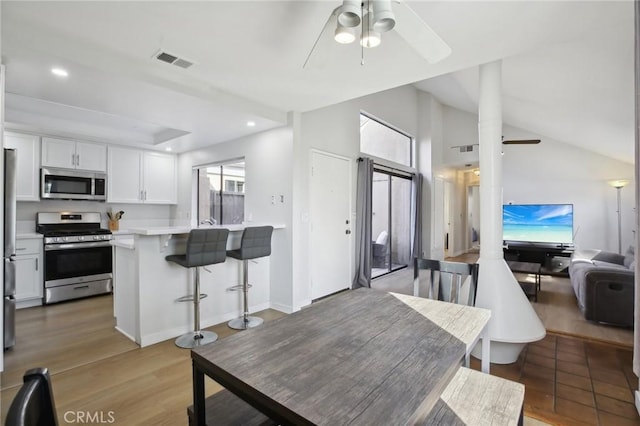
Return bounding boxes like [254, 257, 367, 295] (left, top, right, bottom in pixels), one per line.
[126, 223, 285, 236]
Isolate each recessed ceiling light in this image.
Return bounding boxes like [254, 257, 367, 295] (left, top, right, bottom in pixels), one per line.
[165, 147, 172, 152]
[247, 121, 256, 127]
[51, 68, 68, 77]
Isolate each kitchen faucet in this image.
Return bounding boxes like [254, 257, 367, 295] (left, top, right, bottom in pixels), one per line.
[200, 218, 217, 225]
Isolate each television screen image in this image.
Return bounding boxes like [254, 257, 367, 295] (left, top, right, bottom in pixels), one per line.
[503, 204, 573, 244]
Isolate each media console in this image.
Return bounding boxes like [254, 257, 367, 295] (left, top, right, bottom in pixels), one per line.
[503, 242, 574, 277]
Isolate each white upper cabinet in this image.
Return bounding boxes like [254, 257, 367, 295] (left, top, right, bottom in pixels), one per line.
[108, 146, 177, 204]
[4, 131, 41, 201]
[107, 146, 142, 204]
[42, 137, 107, 172]
[142, 151, 177, 204]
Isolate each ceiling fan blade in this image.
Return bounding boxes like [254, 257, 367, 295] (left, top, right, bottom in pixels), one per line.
[303, 7, 340, 69]
[392, 0, 452, 64]
[502, 139, 541, 145]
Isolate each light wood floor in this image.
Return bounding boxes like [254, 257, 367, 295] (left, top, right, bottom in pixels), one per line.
[0, 295, 286, 424]
[0, 273, 632, 425]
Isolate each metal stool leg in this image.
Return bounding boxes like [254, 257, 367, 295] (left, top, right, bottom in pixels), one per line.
[175, 267, 218, 348]
[228, 260, 264, 330]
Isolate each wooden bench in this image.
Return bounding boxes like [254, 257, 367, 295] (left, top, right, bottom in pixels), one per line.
[187, 389, 277, 426]
[426, 367, 525, 425]
[189, 367, 524, 426]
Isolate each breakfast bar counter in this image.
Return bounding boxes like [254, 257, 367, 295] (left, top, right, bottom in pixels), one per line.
[111, 224, 284, 347]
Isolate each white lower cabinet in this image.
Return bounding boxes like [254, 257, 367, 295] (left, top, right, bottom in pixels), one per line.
[14, 238, 43, 309]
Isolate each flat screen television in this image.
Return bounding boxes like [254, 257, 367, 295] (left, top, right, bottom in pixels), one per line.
[503, 204, 574, 245]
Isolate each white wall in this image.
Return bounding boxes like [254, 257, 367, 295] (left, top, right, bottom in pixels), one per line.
[502, 130, 635, 252]
[443, 106, 480, 167]
[293, 85, 423, 309]
[440, 106, 635, 253]
[174, 126, 294, 312]
[417, 91, 444, 258]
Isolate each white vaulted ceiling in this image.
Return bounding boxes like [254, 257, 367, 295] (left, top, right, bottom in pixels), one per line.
[1, 1, 634, 161]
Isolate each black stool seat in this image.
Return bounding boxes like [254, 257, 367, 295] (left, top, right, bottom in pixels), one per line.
[226, 226, 273, 260]
[166, 228, 229, 267]
[166, 228, 229, 348]
[227, 226, 273, 330]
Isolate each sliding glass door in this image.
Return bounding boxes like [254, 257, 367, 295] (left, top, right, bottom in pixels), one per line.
[371, 168, 412, 278]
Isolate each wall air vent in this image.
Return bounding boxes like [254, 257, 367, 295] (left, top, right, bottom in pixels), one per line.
[451, 144, 479, 153]
[153, 50, 194, 69]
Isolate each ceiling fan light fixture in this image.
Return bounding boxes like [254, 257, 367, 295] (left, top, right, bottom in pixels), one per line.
[337, 0, 361, 28]
[360, 12, 381, 48]
[334, 23, 356, 44]
[372, 0, 395, 32]
[361, 30, 381, 48]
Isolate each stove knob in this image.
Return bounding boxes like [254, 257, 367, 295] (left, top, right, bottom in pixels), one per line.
[78, 236, 85, 241]
[93, 235, 100, 241]
[62, 237, 69, 242]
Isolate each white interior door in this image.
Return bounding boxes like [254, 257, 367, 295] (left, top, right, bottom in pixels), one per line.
[310, 150, 351, 300]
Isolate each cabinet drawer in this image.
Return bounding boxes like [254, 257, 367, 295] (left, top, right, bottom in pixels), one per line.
[15, 239, 42, 255]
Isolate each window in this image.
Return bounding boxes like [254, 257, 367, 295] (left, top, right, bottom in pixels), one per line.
[197, 161, 245, 225]
[360, 113, 413, 167]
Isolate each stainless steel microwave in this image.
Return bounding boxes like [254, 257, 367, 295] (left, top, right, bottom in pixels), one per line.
[41, 168, 107, 201]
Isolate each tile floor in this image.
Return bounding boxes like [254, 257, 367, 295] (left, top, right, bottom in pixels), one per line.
[471, 333, 640, 425]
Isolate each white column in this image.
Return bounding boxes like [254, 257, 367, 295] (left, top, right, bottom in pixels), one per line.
[474, 60, 546, 364]
[478, 61, 504, 260]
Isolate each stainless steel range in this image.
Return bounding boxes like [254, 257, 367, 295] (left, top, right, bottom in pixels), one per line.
[36, 212, 113, 304]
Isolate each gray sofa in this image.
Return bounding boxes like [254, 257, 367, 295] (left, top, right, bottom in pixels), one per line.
[568, 246, 635, 327]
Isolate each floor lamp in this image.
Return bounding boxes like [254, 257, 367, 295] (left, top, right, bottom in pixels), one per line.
[609, 179, 629, 254]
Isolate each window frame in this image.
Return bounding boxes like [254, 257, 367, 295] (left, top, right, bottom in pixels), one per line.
[194, 158, 245, 226]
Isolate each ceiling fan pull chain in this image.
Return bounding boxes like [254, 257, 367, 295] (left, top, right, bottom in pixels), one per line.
[361, 1, 365, 65]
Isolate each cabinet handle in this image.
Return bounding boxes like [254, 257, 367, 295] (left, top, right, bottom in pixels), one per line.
[16, 248, 26, 251]
[72, 153, 76, 166]
[144, 190, 147, 201]
[35, 258, 38, 271]
[140, 190, 144, 201]
[76, 154, 80, 166]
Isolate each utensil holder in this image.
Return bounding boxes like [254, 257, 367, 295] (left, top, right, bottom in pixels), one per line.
[108, 219, 119, 231]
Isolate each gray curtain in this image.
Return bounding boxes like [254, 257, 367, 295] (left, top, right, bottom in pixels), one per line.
[411, 173, 423, 259]
[633, 0, 640, 377]
[353, 157, 374, 288]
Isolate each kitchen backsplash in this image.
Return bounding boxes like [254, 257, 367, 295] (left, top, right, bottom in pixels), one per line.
[17, 200, 173, 231]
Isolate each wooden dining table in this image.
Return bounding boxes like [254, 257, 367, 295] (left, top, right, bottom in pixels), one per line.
[191, 288, 491, 425]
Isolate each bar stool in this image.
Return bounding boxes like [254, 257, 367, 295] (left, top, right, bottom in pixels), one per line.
[166, 228, 229, 348]
[227, 226, 274, 330]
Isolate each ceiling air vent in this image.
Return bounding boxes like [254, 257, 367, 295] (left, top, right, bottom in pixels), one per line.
[153, 50, 194, 69]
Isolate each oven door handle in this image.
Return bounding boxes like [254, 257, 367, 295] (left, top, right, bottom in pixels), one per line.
[45, 241, 113, 250]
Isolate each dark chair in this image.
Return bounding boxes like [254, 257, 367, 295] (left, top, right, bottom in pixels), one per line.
[166, 228, 229, 348]
[5, 368, 58, 426]
[413, 258, 479, 306]
[372, 230, 389, 269]
[226, 226, 273, 330]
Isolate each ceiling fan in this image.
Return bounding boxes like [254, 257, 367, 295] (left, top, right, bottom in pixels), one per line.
[502, 138, 541, 145]
[303, 0, 451, 69]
